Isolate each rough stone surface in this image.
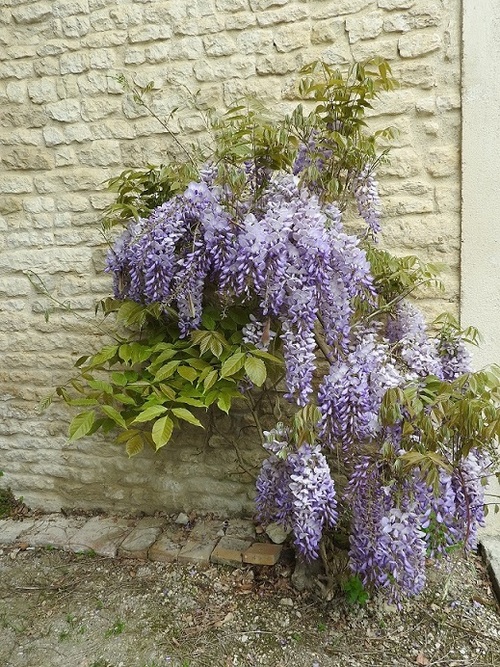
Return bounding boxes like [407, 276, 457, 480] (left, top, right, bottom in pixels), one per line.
[210, 537, 253, 566]
[118, 517, 164, 559]
[243, 542, 282, 565]
[178, 539, 218, 567]
[0, 0, 462, 516]
[148, 531, 183, 563]
[480, 537, 500, 604]
[20, 515, 86, 548]
[0, 519, 36, 545]
[67, 516, 131, 557]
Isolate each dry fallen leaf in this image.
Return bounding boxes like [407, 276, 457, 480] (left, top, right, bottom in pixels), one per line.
[416, 651, 430, 666]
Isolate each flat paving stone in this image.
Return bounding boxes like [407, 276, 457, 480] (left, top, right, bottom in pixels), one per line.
[178, 538, 218, 567]
[0, 519, 36, 545]
[67, 516, 132, 557]
[148, 532, 183, 563]
[189, 519, 225, 541]
[210, 537, 253, 566]
[243, 542, 282, 566]
[118, 517, 164, 559]
[224, 519, 256, 540]
[21, 515, 86, 549]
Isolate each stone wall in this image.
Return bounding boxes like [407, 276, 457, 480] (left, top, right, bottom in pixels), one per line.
[0, 0, 461, 514]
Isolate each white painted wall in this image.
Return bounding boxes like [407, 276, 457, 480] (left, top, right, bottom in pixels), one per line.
[462, 0, 500, 532]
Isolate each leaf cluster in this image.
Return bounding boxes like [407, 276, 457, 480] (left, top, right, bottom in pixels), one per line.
[55, 300, 282, 456]
[379, 367, 500, 488]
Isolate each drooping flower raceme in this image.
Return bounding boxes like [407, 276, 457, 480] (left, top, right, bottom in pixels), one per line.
[256, 426, 338, 561]
[347, 457, 428, 603]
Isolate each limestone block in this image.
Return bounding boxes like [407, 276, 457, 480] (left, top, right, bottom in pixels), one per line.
[346, 13, 384, 44]
[398, 32, 441, 58]
[89, 11, 114, 32]
[216, 0, 249, 10]
[81, 97, 120, 121]
[395, 63, 435, 89]
[311, 19, 345, 45]
[379, 0, 415, 8]
[256, 53, 303, 75]
[46, 99, 81, 123]
[53, 0, 90, 18]
[82, 31, 127, 48]
[129, 24, 173, 43]
[144, 43, 169, 64]
[225, 13, 256, 30]
[383, 196, 434, 216]
[425, 146, 458, 178]
[5, 81, 26, 104]
[2, 148, 54, 171]
[168, 37, 204, 60]
[55, 147, 77, 166]
[351, 36, 398, 62]
[34, 57, 60, 77]
[203, 33, 237, 56]
[415, 97, 436, 115]
[12, 3, 52, 24]
[89, 48, 115, 69]
[28, 78, 58, 104]
[0, 61, 33, 80]
[312, 0, 370, 19]
[273, 25, 311, 52]
[174, 16, 224, 36]
[0, 175, 33, 194]
[236, 30, 273, 55]
[109, 6, 143, 29]
[366, 90, 414, 117]
[250, 0, 289, 9]
[256, 6, 308, 26]
[60, 52, 89, 75]
[78, 140, 122, 166]
[124, 48, 146, 65]
[118, 517, 164, 559]
[243, 542, 282, 565]
[178, 539, 218, 566]
[0, 197, 22, 214]
[0, 247, 91, 274]
[37, 43, 68, 57]
[62, 15, 90, 37]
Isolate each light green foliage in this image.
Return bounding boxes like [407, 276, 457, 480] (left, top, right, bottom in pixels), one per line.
[56, 299, 282, 456]
[342, 575, 369, 605]
[380, 365, 500, 488]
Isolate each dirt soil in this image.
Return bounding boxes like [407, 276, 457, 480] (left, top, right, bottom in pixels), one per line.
[1, 542, 500, 667]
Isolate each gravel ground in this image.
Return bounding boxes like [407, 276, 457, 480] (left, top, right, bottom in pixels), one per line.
[1, 541, 500, 667]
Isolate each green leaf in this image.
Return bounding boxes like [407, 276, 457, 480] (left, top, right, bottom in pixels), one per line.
[155, 360, 181, 381]
[220, 351, 245, 378]
[209, 337, 224, 358]
[152, 415, 174, 450]
[244, 356, 267, 387]
[177, 365, 198, 382]
[113, 392, 137, 406]
[203, 369, 218, 392]
[111, 372, 128, 387]
[133, 405, 168, 423]
[87, 380, 114, 395]
[88, 345, 118, 368]
[126, 434, 144, 457]
[217, 393, 232, 414]
[69, 411, 95, 441]
[171, 407, 204, 427]
[101, 405, 127, 428]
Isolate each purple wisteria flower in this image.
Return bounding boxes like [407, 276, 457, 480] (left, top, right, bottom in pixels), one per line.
[347, 458, 427, 603]
[318, 330, 401, 450]
[353, 165, 382, 237]
[255, 425, 338, 561]
[387, 302, 443, 378]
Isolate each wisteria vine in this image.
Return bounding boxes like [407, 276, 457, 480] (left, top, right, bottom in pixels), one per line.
[97, 61, 499, 605]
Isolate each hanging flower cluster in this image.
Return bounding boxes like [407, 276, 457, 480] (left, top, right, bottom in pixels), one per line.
[107, 171, 372, 405]
[255, 425, 338, 561]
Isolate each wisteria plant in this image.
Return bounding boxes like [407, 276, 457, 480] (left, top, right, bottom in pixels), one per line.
[51, 60, 500, 604]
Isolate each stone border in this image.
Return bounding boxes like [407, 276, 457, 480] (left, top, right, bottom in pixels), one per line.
[0, 514, 282, 567]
